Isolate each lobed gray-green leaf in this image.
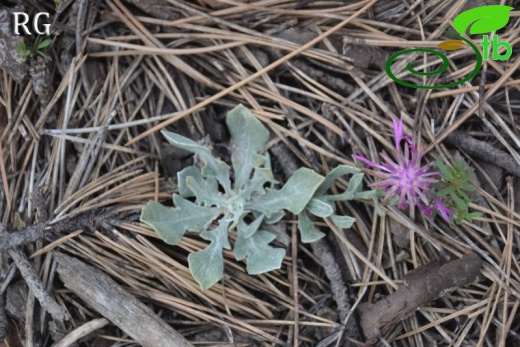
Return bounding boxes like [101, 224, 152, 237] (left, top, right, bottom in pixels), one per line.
[248, 168, 324, 217]
[185, 176, 223, 206]
[200, 156, 232, 194]
[188, 221, 231, 290]
[306, 198, 334, 218]
[177, 166, 201, 198]
[324, 173, 364, 202]
[161, 130, 232, 193]
[140, 197, 221, 245]
[234, 229, 285, 275]
[161, 130, 212, 157]
[241, 167, 277, 200]
[264, 210, 285, 224]
[238, 215, 264, 239]
[330, 215, 356, 229]
[298, 211, 326, 243]
[314, 165, 360, 197]
[226, 105, 270, 189]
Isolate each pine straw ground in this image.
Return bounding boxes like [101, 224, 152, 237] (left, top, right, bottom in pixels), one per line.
[1, 0, 520, 346]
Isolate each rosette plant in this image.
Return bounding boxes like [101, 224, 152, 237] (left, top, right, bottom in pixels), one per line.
[141, 105, 378, 290]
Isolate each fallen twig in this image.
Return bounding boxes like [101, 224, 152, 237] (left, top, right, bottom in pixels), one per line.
[52, 318, 109, 347]
[445, 132, 520, 177]
[0, 209, 117, 251]
[53, 251, 193, 347]
[359, 252, 483, 345]
[0, 226, 46, 251]
[7, 249, 68, 321]
[311, 241, 363, 344]
[0, 223, 68, 322]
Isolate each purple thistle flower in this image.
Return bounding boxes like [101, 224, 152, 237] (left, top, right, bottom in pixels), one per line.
[431, 197, 454, 222]
[391, 117, 412, 148]
[353, 117, 453, 222]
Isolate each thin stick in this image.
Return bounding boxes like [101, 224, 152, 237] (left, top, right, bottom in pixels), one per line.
[52, 318, 109, 347]
[8, 249, 68, 321]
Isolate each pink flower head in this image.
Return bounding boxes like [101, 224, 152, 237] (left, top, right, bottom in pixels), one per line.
[354, 117, 453, 222]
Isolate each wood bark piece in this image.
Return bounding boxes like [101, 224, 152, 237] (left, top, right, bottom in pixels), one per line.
[445, 131, 520, 177]
[360, 252, 482, 345]
[53, 252, 193, 347]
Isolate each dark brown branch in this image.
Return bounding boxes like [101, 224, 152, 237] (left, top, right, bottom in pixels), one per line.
[445, 132, 520, 177]
[311, 241, 363, 342]
[360, 252, 482, 345]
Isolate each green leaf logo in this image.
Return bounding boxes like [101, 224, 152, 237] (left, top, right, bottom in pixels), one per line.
[453, 5, 514, 35]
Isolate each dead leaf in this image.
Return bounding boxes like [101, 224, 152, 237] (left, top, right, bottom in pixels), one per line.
[437, 40, 465, 50]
